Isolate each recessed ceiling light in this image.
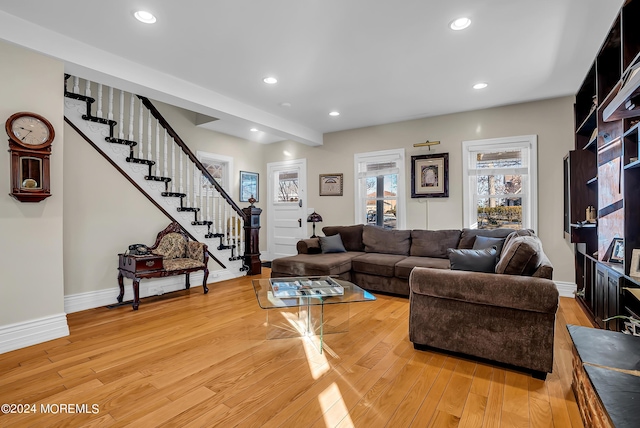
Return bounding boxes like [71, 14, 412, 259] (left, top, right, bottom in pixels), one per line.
[134, 11, 157, 24]
[329, 111, 340, 117]
[279, 102, 292, 108]
[250, 128, 258, 132]
[263, 77, 278, 84]
[473, 82, 488, 89]
[450, 17, 471, 31]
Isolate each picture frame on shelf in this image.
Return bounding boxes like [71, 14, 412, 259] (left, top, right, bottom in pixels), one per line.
[609, 237, 624, 263]
[240, 171, 259, 202]
[319, 173, 343, 196]
[630, 249, 640, 278]
[411, 153, 449, 198]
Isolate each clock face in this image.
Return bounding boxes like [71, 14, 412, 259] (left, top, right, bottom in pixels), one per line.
[11, 115, 51, 146]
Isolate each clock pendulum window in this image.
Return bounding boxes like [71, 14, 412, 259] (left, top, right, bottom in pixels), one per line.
[5, 112, 55, 202]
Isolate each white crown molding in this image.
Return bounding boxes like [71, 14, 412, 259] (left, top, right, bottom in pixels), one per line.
[0, 313, 69, 355]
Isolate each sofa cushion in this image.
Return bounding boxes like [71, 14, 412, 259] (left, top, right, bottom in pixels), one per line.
[271, 252, 363, 277]
[153, 232, 186, 260]
[322, 225, 364, 252]
[297, 238, 321, 254]
[319, 234, 347, 253]
[363, 225, 411, 255]
[495, 235, 542, 276]
[410, 229, 462, 258]
[458, 228, 515, 249]
[164, 258, 205, 271]
[448, 247, 498, 273]
[395, 256, 451, 279]
[351, 253, 407, 277]
[473, 235, 506, 257]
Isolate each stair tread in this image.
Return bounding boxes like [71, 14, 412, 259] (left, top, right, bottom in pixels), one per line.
[145, 176, 171, 182]
[126, 157, 156, 165]
[192, 221, 213, 226]
[177, 207, 200, 212]
[105, 137, 138, 146]
[65, 92, 95, 103]
[161, 192, 186, 198]
[82, 114, 117, 126]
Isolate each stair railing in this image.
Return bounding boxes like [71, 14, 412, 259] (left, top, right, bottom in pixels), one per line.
[65, 75, 260, 272]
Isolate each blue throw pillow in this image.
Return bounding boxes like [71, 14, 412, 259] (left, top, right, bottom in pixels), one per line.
[319, 234, 347, 253]
[473, 235, 506, 258]
[448, 247, 498, 273]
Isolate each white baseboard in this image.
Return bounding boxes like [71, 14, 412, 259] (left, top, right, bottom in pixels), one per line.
[555, 281, 577, 298]
[64, 269, 241, 313]
[0, 313, 70, 355]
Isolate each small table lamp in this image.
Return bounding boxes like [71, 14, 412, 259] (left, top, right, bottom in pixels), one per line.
[307, 211, 323, 238]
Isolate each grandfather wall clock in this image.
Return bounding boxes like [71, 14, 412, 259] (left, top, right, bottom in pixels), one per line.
[6, 112, 55, 202]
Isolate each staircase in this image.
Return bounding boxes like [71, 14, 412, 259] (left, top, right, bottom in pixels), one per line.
[63, 75, 260, 278]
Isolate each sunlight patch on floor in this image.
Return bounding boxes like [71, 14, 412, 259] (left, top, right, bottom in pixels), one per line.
[319, 382, 354, 427]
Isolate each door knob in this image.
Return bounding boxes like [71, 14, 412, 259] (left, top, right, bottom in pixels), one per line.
[298, 199, 303, 207]
[298, 218, 302, 227]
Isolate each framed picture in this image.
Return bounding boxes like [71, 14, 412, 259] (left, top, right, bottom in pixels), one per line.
[411, 153, 449, 198]
[631, 249, 640, 278]
[239, 171, 258, 202]
[609, 237, 624, 263]
[319, 173, 343, 196]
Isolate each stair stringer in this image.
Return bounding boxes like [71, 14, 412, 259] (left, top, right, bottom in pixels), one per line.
[64, 97, 246, 279]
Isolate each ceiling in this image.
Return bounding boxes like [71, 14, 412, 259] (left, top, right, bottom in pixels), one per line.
[0, 0, 624, 146]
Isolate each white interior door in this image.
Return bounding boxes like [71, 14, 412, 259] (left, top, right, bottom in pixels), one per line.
[267, 159, 307, 260]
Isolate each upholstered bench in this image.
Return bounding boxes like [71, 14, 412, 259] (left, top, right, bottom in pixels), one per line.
[117, 222, 209, 310]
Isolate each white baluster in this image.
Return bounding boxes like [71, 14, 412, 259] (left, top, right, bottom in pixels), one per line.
[163, 129, 168, 178]
[128, 95, 134, 140]
[200, 170, 204, 218]
[96, 84, 103, 118]
[73, 76, 80, 94]
[186, 158, 191, 207]
[85, 80, 91, 97]
[179, 149, 184, 194]
[108, 87, 114, 121]
[138, 101, 144, 158]
[171, 139, 176, 193]
[147, 110, 152, 161]
[119, 90, 125, 139]
[193, 165, 198, 210]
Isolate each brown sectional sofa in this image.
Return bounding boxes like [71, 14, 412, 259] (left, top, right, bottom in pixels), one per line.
[271, 224, 559, 377]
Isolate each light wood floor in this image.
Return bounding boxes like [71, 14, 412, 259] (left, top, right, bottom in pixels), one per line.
[0, 269, 593, 427]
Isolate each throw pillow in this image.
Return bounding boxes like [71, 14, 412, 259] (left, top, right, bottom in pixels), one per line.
[473, 235, 506, 258]
[322, 224, 364, 252]
[495, 235, 542, 276]
[319, 234, 347, 253]
[448, 247, 498, 273]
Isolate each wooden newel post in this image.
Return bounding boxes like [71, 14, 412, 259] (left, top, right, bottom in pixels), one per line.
[242, 197, 262, 275]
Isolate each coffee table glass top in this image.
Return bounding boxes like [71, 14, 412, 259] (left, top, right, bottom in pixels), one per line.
[252, 277, 376, 309]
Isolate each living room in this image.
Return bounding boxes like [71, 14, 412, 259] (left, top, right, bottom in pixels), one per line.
[0, 1, 631, 426]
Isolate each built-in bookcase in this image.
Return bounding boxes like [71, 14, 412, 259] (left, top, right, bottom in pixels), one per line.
[565, 0, 640, 330]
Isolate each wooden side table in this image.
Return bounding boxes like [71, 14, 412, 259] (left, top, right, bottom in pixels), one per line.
[117, 253, 164, 310]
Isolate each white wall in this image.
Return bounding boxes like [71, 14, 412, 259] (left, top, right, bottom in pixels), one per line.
[263, 97, 576, 283]
[0, 40, 68, 351]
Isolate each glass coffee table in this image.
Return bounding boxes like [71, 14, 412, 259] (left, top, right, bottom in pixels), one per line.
[252, 277, 376, 353]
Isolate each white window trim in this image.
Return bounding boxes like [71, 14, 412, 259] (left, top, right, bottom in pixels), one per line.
[462, 135, 538, 232]
[196, 150, 234, 197]
[353, 148, 406, 229]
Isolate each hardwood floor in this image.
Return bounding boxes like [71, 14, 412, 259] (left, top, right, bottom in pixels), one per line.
[0, 269, 593, 427]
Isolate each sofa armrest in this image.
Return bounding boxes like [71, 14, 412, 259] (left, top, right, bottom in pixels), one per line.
[297, 238, 321, 254]
[187, 241, 206, 262]
[409, 267, 558, 314]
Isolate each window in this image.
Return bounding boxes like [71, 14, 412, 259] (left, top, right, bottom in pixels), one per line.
[354, 149, 405, 229]
[462, 135, 537, 231]
[196, 151, 233, 194]
[274, 170, 299, 202]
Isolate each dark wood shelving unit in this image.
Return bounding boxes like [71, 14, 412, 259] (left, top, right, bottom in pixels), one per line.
[565, 0, 640, 333]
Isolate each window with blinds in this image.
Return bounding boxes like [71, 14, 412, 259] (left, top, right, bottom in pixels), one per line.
[354, 149, 405, 229]
[462, 136, 538, 231]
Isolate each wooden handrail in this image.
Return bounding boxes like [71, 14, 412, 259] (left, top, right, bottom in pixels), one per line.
[137, 96, 247, 221]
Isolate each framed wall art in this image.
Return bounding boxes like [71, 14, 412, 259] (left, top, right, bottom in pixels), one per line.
[411, 153, 449, 198]
[239, 171, 259, 202]
[609, 237, 624, 263]
[319, 173, 343, 196]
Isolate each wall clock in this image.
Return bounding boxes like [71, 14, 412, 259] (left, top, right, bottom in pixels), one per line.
[5, 112, 55, 202]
